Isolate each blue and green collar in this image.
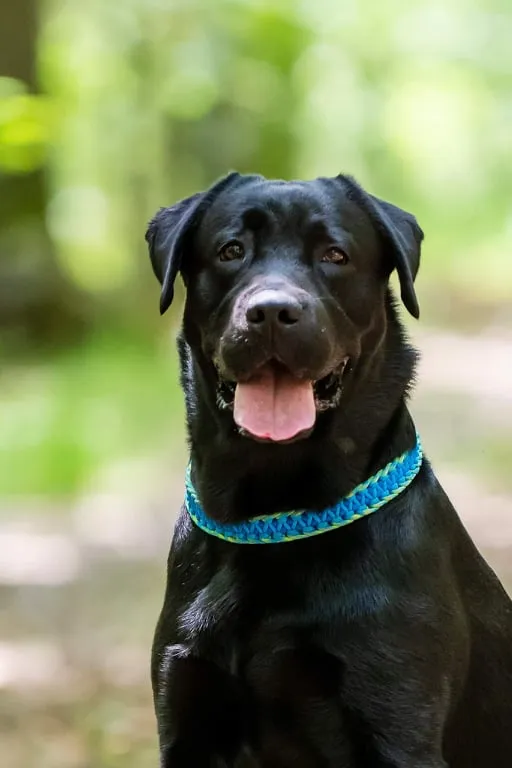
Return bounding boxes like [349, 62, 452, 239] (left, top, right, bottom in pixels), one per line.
[185, 436, 423, 544]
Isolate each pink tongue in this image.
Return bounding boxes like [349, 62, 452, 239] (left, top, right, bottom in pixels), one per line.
[234, 365, 316, 442]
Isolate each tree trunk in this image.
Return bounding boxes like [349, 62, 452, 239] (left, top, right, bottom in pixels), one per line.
[0, 0, 85, 350]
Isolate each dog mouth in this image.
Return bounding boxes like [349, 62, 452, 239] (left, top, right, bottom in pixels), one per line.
[215, 358, 350, 443]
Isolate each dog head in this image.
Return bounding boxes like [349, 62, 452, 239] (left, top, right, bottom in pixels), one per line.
[146, 173, 423, 444]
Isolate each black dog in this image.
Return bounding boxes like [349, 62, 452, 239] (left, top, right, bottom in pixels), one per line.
[146, 172, 512, 767]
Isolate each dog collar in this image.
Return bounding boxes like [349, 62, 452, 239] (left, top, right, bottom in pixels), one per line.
[185, 436, 423, 544]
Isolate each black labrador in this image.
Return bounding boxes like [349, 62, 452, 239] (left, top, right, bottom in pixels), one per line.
[146, 172, 512, 767]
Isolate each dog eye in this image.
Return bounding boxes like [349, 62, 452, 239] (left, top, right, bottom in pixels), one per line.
[321, 246, 349, 265]
[218, 241, 245, 262]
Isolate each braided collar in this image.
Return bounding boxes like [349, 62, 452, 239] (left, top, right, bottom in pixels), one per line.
[185, 435, 423, 544]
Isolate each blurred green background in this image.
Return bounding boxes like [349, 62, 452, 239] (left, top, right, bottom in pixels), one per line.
[1, 0, 511, 766]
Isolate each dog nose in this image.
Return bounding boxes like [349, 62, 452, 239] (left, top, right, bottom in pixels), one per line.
[246, 290, 304, 328]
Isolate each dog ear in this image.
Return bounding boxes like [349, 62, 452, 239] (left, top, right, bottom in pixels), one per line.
[340, 177, 424, 319]
[146, 172, 240, 315]
[146, 192, 203, 315]
[368, 194, 423, 319]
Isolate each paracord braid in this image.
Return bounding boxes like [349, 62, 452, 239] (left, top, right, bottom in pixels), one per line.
[185, 436, 423, 544]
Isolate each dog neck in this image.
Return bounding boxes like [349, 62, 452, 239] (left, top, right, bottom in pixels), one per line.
[179, 303, 418, 524]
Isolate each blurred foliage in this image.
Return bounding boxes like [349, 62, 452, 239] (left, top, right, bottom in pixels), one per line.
[0, 331, 183, 496]
[0, 0, 511, 496]
[0, 77, 51, 173]
[2, 0, 507, 319]
[37, 0, 512, 304]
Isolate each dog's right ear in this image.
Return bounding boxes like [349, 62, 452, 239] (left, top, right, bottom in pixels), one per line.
[145, 172, 240, 315]
[146, 192, 203, 315]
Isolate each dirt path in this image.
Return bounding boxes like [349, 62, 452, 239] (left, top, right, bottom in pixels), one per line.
[414, 327, 512, 574]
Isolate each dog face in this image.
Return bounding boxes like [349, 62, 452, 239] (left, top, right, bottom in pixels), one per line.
[147, 173, 423, 444]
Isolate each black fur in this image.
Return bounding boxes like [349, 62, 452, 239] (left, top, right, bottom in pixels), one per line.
[147, 173, 512, 767]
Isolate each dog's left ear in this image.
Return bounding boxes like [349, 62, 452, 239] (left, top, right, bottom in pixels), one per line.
[340, 177, 424, 319]
[368, 193, 423, 319]
[146, 172, 240, 315]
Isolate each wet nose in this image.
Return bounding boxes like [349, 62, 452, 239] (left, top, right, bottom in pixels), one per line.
[246, 290, 305, 329]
